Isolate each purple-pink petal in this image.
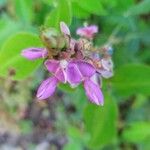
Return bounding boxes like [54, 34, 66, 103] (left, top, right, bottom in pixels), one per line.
[88, 25, 98, 33]
[37, 76, 58, 100]
[55, 67, 67, 83]
[45, 60, 60, 74]
[21, 48, 46, 60]
[76, 25, 98, 39]
[66, 62, 82, 84]
[84, 79, 104, 105]
[90, 73, 102, 87]
[60, 22, 70, 35]
[75, 61, 96, 77]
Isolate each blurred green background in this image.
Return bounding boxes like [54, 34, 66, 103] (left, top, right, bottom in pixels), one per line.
[0, 0, 150, 150]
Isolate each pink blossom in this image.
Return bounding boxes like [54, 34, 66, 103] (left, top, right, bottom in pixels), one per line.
[21, 48, 47, 60]
[21, 21, 113, 106]
[37, 59, 104, 105]
[76, 25, 98, 39]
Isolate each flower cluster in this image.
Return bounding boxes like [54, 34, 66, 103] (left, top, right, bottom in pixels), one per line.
[21, 22, 113, 106]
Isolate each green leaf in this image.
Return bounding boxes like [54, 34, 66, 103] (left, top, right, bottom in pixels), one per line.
[42, 0, 53, 5]
[139, 49, 150, 63]
[0, 32, 43, 80]
[114, 0, 134, 14]
[111, 64, 150, 96]
[64, 126, 87, 150]
[0, 0, 7, 6]
[0, 17, 22, 48]
[75, 0, 106, 15]
[63, 137, 83, 150]
[84, 92, 118, 149]
[122, 122, 150, 143]
[127, 0, 150, 16]
[71, 1, 90, 19]
[14, 0, 33, 24]
[58, 83, 76, 93]
[45, 0, 72, 29]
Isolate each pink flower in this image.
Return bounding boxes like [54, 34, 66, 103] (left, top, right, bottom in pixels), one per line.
[21, 48, 47, 60]
[21, 22, 112, 106]
[76, 25, 98, 39]
[37, 59, 104, 105]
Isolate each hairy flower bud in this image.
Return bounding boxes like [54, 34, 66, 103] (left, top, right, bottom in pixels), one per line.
[40, 28, 67, 57]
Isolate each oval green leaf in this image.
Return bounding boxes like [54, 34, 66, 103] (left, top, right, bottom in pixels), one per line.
[0, 32, 43, 80]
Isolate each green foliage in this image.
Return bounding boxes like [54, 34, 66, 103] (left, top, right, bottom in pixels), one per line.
[19, 120, 33, 134]
[0, 0, 7, 7]
[127, 0, 150, 16]
[111, 64, 150, 96]
[42, 0, 53, 5]
[71, 1, 90, 19]
[58, 83, 76, 93]
[114, 0, 135, 14]
[0, 33, 42, 80]
[63, 138, 83, 150]
[122, 122, 150, 143]
[0, 17, 22, 48]
[45, 0, 72, 29]
[74, 0, 106, 15]
[84, 92, 118, 149]
[14, 0, 34, 24]
[64, 126, 85, 150]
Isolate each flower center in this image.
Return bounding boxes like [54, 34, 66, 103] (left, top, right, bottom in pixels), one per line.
[60, 59, 68, 69]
